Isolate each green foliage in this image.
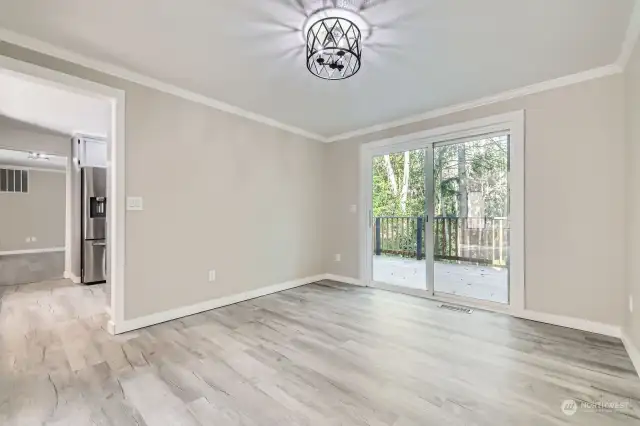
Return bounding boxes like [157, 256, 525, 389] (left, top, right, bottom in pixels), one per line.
[372, 149, 426, 217]
[372, 137, 508, 218]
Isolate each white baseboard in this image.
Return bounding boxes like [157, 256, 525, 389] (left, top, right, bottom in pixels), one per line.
[324, 275, 621, 337]
[515, 310, 621, 338]
[108, 270, 626, 351]
[323, 274, 366, 286]
[0, 247, 65, 256]
[64, 271, 82, 284]
[113, 274, 325, 334]
[621, 330, 640, 378]
[106, 320, 116, 335]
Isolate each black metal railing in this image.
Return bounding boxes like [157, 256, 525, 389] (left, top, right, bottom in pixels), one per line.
[373, 216, 509, 266]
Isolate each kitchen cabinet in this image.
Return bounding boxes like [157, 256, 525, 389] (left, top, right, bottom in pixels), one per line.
[76, 136, 107, 168]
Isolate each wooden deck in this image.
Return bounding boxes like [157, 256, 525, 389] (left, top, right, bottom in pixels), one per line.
[373, 255, 509, 303]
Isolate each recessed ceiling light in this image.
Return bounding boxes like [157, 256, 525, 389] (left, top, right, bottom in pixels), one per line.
[28, 152, 50, 161]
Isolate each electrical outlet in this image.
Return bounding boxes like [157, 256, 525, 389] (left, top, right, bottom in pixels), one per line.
[630, 295, 634, 313]
[25, 237, 31, 243]
[208, 270, 216, 282]
[31, 236, 37, 242]
[349, 204, 357, 213]
[335, 254, 341, 262]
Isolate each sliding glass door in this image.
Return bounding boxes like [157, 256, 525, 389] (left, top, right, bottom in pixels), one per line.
[365, 129, 514, 307]
[431, 134, 510, 304]
[370, 148, 428, 290]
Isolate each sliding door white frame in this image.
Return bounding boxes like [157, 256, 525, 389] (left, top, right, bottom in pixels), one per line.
[360, 111, 525, 314]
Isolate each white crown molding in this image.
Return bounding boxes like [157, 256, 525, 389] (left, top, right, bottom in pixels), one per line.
[0, 27, 326, 142]
[617, 0, 640, 69]
[328, 2, 640, 143]
[326, 64, 623, 142]
[0, 24, 632, 144]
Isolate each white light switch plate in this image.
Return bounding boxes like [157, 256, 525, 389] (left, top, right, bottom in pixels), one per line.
[126, 196, 144, 211]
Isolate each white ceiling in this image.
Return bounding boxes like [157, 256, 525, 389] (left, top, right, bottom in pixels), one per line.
[0, 0, 634, 138]
[0, 148, 66, 170]
[0, 69, 110, 137]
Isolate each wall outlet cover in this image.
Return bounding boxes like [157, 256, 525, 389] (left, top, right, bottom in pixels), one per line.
[630, 295, 634, 313]
[335, 254, 341, 262]
[349, 204, 357, 213]
[208, 270, 216, 282]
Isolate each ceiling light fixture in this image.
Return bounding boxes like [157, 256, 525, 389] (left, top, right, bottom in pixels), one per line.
[304, 7, 369, 80]
[28, 152, 50, 161]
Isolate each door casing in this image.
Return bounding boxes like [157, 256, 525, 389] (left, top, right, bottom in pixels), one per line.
[360, 111, 525, 314]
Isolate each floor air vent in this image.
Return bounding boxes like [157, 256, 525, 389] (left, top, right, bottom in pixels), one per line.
[439, 304, 473, 314]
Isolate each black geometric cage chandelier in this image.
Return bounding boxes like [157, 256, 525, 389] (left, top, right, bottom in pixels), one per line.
[305, 8, 365, 80]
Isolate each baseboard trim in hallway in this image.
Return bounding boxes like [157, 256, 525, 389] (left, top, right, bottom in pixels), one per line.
[63, 271, 82, 284]
[113, 274, 326, 334]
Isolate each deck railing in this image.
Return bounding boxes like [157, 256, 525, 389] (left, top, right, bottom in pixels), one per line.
[373, 216, 509, 266]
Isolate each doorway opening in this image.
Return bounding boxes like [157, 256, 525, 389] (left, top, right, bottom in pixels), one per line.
[0, 55, 126, 334]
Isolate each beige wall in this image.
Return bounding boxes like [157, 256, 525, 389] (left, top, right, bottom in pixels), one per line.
[625, 40, 640, 348]
[325, 75, 626, 326]
[0, 42, 325, 320]
[0, 40, 627, 328]
[0, 170, 66, 251]
[0, 115, 70, 156]
[0, 117, 70, 253]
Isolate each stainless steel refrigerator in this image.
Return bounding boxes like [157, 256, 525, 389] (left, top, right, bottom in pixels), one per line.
[81, 167, 107, 284]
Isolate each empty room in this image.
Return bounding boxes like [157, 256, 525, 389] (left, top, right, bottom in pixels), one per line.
[1, 0, 640, 425]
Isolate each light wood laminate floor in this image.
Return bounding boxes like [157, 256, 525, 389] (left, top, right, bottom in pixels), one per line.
[1, 279, 639, 425]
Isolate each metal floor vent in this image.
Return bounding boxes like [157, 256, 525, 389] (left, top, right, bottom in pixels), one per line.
[439, 304, 473, 314]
